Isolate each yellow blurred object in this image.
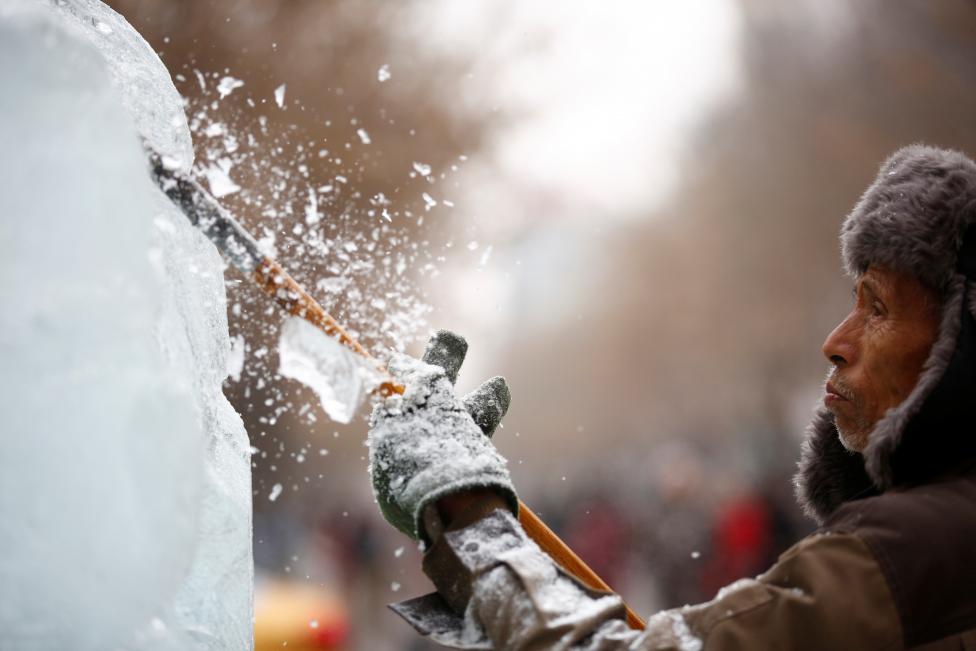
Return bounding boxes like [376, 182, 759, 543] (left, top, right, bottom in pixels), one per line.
[254, 578, 349, 651]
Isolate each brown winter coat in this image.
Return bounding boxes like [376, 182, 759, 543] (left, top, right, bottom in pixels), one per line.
[393, 459, 976, 649]
[662, 463, 976, 650]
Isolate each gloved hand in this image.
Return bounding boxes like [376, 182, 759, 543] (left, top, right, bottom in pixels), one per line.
[368, 330, 518, 542]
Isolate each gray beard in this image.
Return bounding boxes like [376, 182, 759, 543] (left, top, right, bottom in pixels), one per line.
[826, 369, 873, 452]
[837, 422, 871, 452]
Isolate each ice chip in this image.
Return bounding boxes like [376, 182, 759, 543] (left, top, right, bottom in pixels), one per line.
[277, 316, 386, 424]
[357, 128, 371, 144]
[268, 483, 283, 502]
[217, 75, 244, 99]
[412, 161, 432, 176]
[203, 122, 224, 137]
[203, 158, 241, 198]
[479, 245, 493, 267]
[274, 83, 286, 108]
[226, 335, 245, 381]
[304, 187, 320, 225]
[377, 63, 391, 82]
[160, 154, 184, 171]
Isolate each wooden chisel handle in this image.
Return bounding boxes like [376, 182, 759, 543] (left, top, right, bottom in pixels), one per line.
[519, 503, 646, 630]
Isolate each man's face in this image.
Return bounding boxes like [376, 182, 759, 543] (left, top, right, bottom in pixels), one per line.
[822, 265, 941, 451]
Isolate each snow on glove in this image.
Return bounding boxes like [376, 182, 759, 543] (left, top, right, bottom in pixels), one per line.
[368, 330, 518, 541]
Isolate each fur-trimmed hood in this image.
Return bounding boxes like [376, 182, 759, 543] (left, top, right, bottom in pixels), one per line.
[795, 145, 976, 524]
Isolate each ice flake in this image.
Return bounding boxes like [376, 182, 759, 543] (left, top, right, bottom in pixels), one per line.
[377, 64, 391, 82]
[274, 83, 286, 109]
[203, 122, 224, 137]
[391, 582, 401, 592]
[316, 277, 350, 294]
[226, 335, 245, 381]
[356, 128, 371, 145]
[478, 245, 493, 267]
[422, 192, 437, 211]
[160, 155, 184, 172]
[412, 161, 431, 177]
[268, 483, 283, 502]
[466, 241, 479, 251]
[216, 76, 244, 99]
[304, 187, 320, 225]
[203, 158, 240, 198]
[256, 231, 277, 258]
[394, 546, 404, 558]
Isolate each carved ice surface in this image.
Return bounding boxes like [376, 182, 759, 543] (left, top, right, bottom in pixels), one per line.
[28, 0, 193, 170]
[278, 316, 387, 424]
[0, 1, 252, 649]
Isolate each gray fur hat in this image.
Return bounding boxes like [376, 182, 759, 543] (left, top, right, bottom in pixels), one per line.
[796, 145, 976, 523]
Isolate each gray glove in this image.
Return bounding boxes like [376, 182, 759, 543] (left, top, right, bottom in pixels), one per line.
[368, 330, 517, 541]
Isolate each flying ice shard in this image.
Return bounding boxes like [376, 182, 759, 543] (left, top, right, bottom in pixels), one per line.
[278, 316, 386, 424]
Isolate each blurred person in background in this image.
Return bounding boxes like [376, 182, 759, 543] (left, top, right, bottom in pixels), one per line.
[364, 144, 976, 649]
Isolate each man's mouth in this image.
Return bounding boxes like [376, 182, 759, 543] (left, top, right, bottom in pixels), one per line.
[824, 379, 852, 407]
[824, 382, 850, 400]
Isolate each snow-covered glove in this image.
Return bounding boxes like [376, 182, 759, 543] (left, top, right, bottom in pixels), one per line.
[368, 330, 518, 542]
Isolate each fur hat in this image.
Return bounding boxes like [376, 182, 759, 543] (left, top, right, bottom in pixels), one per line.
[796, 145, 976, 523]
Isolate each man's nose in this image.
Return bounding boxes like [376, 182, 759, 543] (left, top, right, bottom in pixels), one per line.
[822, 313, 857, 366]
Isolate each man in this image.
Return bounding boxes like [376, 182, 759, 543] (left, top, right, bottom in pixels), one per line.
[367, 145, 976, 649]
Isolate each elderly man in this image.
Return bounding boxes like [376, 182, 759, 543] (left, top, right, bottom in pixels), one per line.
[367, 145, 976, 649]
